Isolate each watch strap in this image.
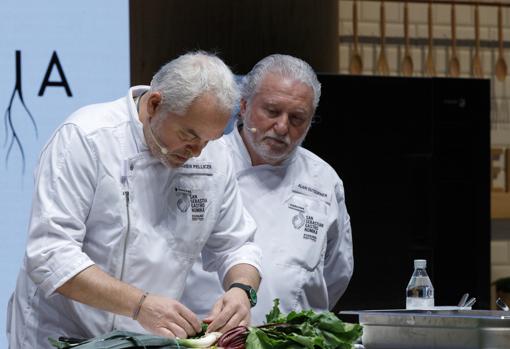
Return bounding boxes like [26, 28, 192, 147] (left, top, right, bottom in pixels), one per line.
[229, 282, 257, 307]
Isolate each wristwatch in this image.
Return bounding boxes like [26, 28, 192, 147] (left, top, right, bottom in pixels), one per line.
[229, 282, 257, 307]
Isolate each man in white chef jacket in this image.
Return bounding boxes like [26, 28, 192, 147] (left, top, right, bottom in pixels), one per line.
[181, 54, 353, 325]
[6, 51, 262, 349]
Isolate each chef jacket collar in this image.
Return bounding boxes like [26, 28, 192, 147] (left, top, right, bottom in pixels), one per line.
[128, 86, 150, 153]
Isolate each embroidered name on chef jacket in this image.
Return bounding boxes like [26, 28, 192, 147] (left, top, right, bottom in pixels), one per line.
[292, 183, 331, 203]
[179, 162, 213, 175]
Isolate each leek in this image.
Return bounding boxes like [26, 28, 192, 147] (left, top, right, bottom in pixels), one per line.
[177, 331, 222, 348]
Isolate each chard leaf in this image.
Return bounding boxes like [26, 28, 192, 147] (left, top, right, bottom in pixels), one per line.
[246, 328, 283, 349]
[287, 332, 324, 348]
[265, 299, 284, 324]
[251, 299, 362, 349]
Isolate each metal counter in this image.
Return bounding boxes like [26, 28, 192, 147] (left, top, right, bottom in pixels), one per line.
[341, 309, 510, 349]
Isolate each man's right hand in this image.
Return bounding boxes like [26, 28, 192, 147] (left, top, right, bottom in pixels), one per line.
[136, 294, 202, 339]
[57, 266, 201, 339]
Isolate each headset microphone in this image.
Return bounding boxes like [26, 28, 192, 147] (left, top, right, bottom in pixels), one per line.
[240, 119, 257, 133]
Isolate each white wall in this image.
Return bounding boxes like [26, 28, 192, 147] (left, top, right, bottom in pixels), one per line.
[0, 1, 130, 346]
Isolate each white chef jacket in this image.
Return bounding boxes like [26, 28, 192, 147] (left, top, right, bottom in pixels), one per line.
[6, 87, 261, 349]
[181, 125, 353, 325]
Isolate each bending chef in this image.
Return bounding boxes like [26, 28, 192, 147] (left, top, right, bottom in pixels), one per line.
[6, 51, 261, 349]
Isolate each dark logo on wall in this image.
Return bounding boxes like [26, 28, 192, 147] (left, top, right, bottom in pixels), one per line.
[4, 50, 72, 174]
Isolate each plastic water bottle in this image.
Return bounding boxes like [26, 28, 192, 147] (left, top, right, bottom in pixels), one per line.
[406, 259, 434, 309]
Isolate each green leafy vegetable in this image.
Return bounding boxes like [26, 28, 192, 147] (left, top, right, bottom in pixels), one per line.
[218, 299, 362, 349]
[50, 301, 362, 349]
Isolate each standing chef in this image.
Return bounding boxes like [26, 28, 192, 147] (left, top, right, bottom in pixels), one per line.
[182, 54, 353, 324]
[6, 51, 261, 348]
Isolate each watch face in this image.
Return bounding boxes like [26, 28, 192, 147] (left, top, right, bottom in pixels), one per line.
[249, 288, 257, 306]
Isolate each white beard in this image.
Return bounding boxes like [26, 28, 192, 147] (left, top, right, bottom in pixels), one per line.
[242, 113, 309, 165]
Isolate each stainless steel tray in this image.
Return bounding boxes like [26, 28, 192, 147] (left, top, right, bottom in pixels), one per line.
[341, 309, 510, 349]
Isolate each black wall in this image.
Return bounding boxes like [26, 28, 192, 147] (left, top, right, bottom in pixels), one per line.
[303, 75, 491, 311]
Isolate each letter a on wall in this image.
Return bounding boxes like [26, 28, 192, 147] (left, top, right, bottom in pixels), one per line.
[38, 51, 72, 96]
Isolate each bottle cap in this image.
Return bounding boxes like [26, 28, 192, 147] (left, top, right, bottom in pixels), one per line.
[414, 259, 427, 269]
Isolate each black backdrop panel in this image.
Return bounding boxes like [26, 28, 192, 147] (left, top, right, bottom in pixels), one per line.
[303, 75, 490, 311]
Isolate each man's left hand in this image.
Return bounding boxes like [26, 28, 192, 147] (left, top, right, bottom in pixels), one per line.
[203, 287, 251, 332]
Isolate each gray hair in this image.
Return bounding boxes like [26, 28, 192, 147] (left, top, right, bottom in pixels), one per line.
[240, 54, 321, 112]
[150, 51, 239, 115]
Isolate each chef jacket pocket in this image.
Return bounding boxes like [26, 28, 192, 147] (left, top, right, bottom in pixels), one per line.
[283, 194, 329, 271]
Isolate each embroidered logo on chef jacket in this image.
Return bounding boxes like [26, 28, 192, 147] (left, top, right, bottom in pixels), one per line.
[177, 194, 191, 212]
[190, 192, 208, 221]
[288, 199, 324, 242]
[289, 203, 306, 229]
[302, 215, 324, 242]
[292, 212, 306, 229]
[175, 187, 192, 213]
[174, 186, 209, 221]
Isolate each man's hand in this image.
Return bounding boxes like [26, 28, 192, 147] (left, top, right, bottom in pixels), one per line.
[57, 266, 202, 339]
[203, 287, 251, 333]
[137, 294, 202, 339]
